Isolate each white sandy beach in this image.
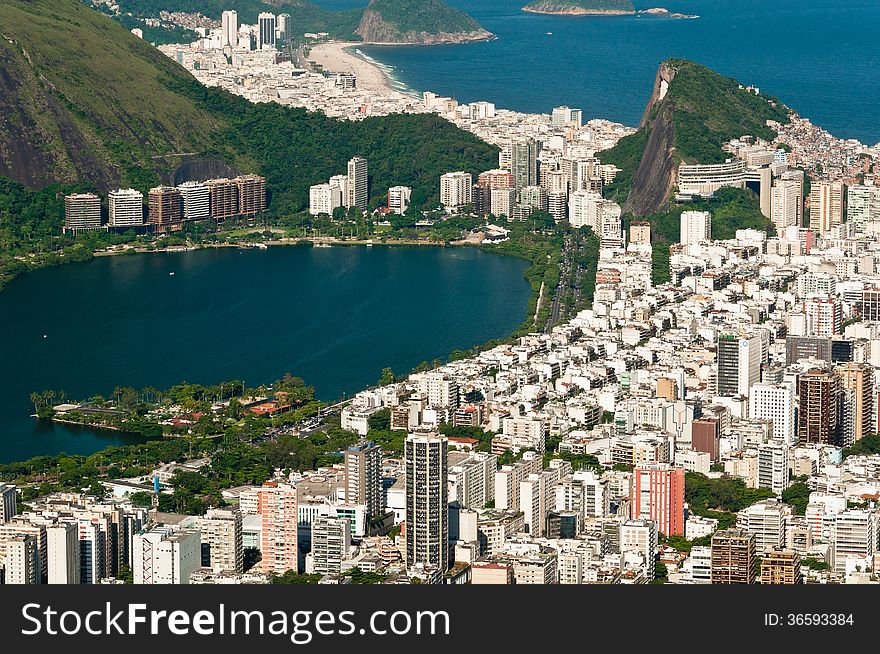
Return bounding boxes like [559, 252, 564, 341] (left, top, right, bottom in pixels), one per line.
[307, 42, 397, 96]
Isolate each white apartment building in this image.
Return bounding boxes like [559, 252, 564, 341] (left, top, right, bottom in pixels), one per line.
[133, 525, 201, 584]
[46, 523, 80, 584]
[448, 452, 496, 510]
[178, 181, 211, 221]
[749, 384, 795, 443]
[311, 516, 351, 575]
[736, 500, 789, 554]
[680, 210, 712, 245]
[196, 508, 243, 574]
[108, 188, 144, 227]
[309, 183, 342, 216]
[388, 186, 411, 214]
[440, 172, 472, 209]
[0, 484, 16, 523]
[770, 179, 801, 230]
[830, 510, 875, 574]
[490, 187, 516, 218]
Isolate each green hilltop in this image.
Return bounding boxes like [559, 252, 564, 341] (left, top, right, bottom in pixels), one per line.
[601, 58, 791, 216]
[522, 0, 635, 14]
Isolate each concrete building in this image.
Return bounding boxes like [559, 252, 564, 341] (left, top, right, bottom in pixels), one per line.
[0, 484, 16, 523]
[108, 188, 144, 227]
[736, 500, 789, 553]
[257, 482, 298, 575]
[809, 181, 844, 234]
[631, 464, 685, 536]
[711, 529, 756, 584]
[258, 12, 276, 49]
[0, 533, 38, 585]
[716, 332, 762, 398]
[770, 180, 801, 230]
[837, 362, 873, 442]
[64, 194, 103, 233]
[440, 172, 472, 209]
[178, 181, 211, 221]
[749, 384, 796, 443]
[46, 522, 80, 585]
[510, 138, 538, 188]
[147, 186, 183, 233]
[236, 175, 267, 216]
[680, 210, 712, 245]
[760, 548, 801, 584]
[133, 525, 201, 584]
[798, 368, 841, 445]
[405, 431, 448, 571]
[311, 516, 351, 575]
[388, 186, 411, 214]
[221, 10, 238, 47]
[344, 441, 383, 518]
[757, 442, 790, 496]
[346, 156, 368, 211]
[196, 508, 243, 574]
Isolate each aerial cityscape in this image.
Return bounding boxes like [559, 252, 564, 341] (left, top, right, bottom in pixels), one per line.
[1, 0, 880, 592]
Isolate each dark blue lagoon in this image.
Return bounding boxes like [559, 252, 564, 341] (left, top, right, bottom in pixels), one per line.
[0, 245, 531, 463]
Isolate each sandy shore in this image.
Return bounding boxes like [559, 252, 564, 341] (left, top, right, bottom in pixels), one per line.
[307, 42, 397, 96]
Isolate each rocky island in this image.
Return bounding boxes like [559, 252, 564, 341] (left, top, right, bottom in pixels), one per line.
[355, 0, 494, 45]
[522, 0, 636, 16]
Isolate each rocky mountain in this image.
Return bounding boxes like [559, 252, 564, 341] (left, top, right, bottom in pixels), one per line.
[355, 0, 493, 44]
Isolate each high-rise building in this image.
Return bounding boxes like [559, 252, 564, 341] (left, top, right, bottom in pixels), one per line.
[519, 185, 548, 212]
[837, 363, 874, 442]
[195, 508, 243, 574]
[798, 368, 841, 445]
[551, 106, 583, 128]
[344, 441, 383, 518]
[133, 525, 201, 584]
[630, 464, 685, 536]
[490, 187, 517, 218]
[809, 181, 845, 234]
[177, 181, 210, 221]
[770, 180, 801, 230]
[548, 191, 567, 223]
[0, 484, 16, 523]
[439, 172, 472, 209]
[716, 332, 762, 398]
[802, 297, 842, 337]
[388, 186, 411, 214]
[346, 156, 368, 211]
[276, 13, 291, 41]
[620, 519, 658, 579]
[749, 384, 796, 443]
[680, 210, 712, 245]
[737, 499, 789, 553]
[108, 188, 144, 227]
[236, 175, 267, 216]
[691, 417, 721, 462]
[405, 432, 449, 571]
[311, 516, 350, 575]
[78, 516, 108, 584]
[206, 178, 239, 220]
[846, 185, 876, 232]
[510, 138, 539, 188]
[761, 548, 801, 584]
[258, 12, 276, 49]
[711, 529, 756, 584]
[257, 482, 298, 575]
[831, 510, 875, 574]
[0, 533, 38, 585]
[309, 183, 342, 216]
[221, 10, 238, 47]
[46, 523, 80, 585]
[147, 186, 183, 233]
[64, 194, 103, 233]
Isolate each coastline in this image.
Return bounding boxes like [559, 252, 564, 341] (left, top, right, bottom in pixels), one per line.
[308, 41, 417, 98]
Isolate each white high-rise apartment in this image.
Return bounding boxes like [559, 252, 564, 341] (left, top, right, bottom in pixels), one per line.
[846, 184, 880, 232]
[178, 181, 210, 221]
[440, 172, 472, 209]
[258, 12, 276, 50]
[736, 500, 789, 554]
[405, 431, 448, 571]
[490, 187, 516, 218]
[519, 185, 548, 211]
[108, 188, 144, 227]
[196, 508, 243, 574]
[809, 181, 844, 234]
[311, 516, 351, 575]
[501, 417, 546, 453]
[0, 484, 16, 523]
[716, 332, 762, 398]
[133, 525, 201, 584]
[620, 520, 658, 579]
[771, 180, 801, 230]
[309, 183, 342, 216]
[416, 373, 460, 408]
[46, 522, 80, 584]
[567, 189, 603, 229]
[346, 156, 368, 211]
[831, 510, 875, 574]
[680, 210, 712, 245]
[749, 384, 796, 443]
[802, 297, 842, 337]
[757, 443, 790, 496]
[64, 194, 103, 233]
[448, 452, 496, 510]
[0, 533, 38, 585]
[388, 186, 411, 214]
[551, 106, 583, 128]
[221, 10, 238, 47]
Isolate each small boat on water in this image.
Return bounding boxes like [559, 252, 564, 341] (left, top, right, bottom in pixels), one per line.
[546, 31, 553, 35]
[169, 272, 175, 276]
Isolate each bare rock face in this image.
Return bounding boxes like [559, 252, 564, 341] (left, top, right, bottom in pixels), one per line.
[355, 7, 493, 45]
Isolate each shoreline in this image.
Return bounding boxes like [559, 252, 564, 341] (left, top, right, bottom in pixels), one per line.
[308, 41, 417, 98]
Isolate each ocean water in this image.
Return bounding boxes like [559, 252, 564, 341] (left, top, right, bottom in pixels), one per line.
[317, 0, 880, 145]
[0, 246, 530, 463]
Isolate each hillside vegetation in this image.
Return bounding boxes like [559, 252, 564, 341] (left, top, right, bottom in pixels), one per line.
[601, 59, 790, 214]
[356, 0, 492, 43]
